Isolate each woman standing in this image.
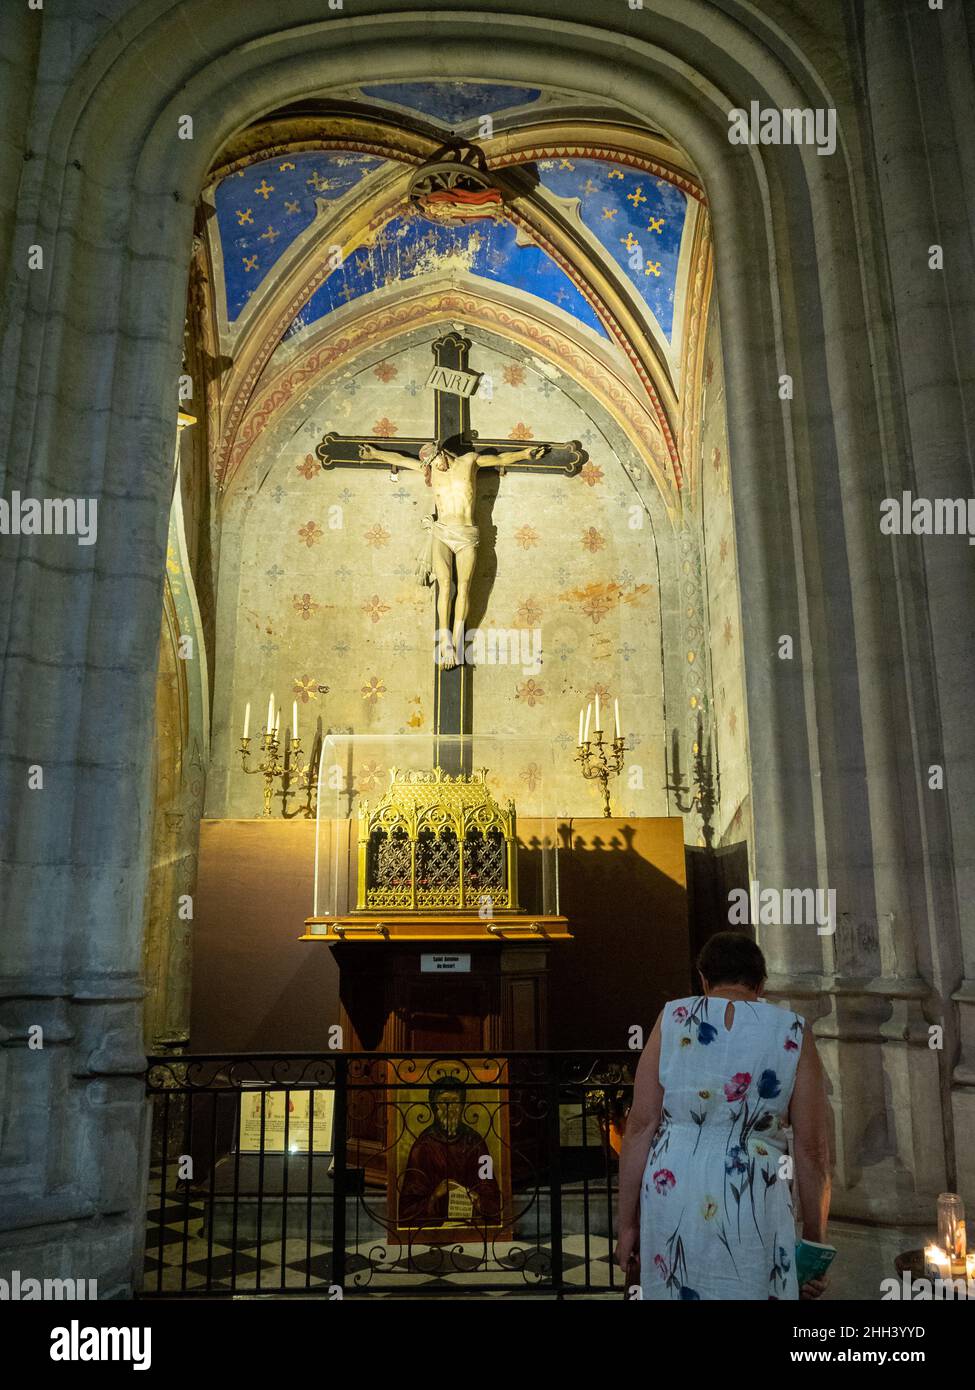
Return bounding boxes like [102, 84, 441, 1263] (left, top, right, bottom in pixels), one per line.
[615, 932, 831, 1300]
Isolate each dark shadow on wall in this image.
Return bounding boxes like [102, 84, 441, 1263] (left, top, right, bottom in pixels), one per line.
[547, 821, 692, 1050]
[189, 818, 698, 1056]
[189, 821, 340, 1054]
[685, 839, 753, 979]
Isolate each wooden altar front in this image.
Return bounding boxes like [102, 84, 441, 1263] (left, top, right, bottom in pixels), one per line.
[300, 768, 570, 1179]
[303, 916, 570, 1052]
[300, 923, 569, 1183]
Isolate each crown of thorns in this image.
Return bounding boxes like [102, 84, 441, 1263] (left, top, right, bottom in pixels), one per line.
[419, 434, 464, 462]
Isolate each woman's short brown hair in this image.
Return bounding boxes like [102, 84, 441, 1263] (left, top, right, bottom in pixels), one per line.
[696, 932, 767, 990]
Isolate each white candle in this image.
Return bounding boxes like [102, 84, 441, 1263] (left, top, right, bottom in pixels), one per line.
[242, 702, 250, 740]
[583, 703, 592, 742]
[293, 700, 299, 739]
[614, 698, 621, 739]
[594, 692, 601, 732]
[578, 709, 583, 746]
[274, 709, 281, 737]
[267, 693, 274, 732]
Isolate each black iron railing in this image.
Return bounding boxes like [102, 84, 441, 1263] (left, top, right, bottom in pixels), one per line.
[143, 1051, 634, 1298]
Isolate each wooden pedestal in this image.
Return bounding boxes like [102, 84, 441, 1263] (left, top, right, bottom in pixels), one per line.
[330, 938, 558, 1053]
[302, 916, 570, 1182]
[302, 911, 570, 1052]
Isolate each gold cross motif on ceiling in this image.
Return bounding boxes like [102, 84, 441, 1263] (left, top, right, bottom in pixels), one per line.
[647, 217, 664, 233]
[235, 208, 253, 225]
[254, 179, 274, 200]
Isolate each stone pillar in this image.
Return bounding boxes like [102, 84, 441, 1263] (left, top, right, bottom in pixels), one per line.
[861, 0, 975, 1211]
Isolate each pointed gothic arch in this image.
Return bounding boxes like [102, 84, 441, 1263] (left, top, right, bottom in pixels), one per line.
[1, 2, 968, 1293]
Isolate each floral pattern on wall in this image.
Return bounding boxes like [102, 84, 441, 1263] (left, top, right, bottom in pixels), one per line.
[699, 305, 750, 846]
[215, 337, 670, 817]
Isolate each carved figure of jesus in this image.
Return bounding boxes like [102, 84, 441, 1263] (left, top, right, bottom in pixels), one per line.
[357, 435, 547, 667]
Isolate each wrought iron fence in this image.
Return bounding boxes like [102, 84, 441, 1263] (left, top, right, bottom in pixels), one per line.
[143, 1051, 634, 1298]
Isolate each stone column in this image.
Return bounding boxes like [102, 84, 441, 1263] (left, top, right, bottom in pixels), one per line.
[862, 0, 975, 1210]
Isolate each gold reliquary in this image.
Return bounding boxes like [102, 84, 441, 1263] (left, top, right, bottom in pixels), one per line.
[301, 734, 570, 942]
[357, 766, 519, 912]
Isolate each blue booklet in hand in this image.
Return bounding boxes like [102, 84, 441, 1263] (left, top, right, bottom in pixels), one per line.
[796, 1239, 836, 1286]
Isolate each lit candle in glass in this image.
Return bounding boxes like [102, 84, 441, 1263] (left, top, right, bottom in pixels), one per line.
[938, 1192, 966, 1264]
[242, 702, 250, 740]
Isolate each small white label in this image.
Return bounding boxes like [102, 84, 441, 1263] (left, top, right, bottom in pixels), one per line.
[420, 953, 472, 973]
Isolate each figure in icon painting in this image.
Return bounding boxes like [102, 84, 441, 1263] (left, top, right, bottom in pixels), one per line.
[396, 1077, 502, 1227]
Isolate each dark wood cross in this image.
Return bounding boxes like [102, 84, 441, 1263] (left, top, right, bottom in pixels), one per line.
[315, 332, 588, 772]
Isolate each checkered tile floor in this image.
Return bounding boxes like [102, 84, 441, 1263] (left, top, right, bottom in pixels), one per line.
[143, 1174, 619, 1297]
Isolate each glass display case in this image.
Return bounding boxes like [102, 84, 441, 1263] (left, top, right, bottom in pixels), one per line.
[304, 733, 566, 940]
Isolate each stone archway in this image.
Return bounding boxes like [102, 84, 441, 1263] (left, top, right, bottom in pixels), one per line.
[0, 1, 964, 1290]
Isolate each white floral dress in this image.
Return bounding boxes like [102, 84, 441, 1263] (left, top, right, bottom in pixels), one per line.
[639, 996, 805, 1300]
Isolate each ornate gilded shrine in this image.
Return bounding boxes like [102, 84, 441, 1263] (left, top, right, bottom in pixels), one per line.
[302, 736, 569, 943]
[302, 734, 569, 1097]
[358, 767, 518, 913]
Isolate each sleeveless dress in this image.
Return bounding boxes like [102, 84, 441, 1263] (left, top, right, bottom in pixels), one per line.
[639, 996, 805, 1300]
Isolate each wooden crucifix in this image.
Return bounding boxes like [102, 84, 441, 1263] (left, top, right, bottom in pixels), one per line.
[316, 332, 588, 769]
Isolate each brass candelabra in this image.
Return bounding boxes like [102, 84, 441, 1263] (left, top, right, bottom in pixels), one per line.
[576, 729, 626, 818]
[239, 730, 319, 818]
[663, 713, 720, 847]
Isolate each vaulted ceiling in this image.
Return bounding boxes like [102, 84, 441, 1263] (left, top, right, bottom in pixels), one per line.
[192, 81, 714, 513]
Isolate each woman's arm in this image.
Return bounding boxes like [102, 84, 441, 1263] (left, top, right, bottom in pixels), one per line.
[614, 1012, 664, 1269]
[790, 1025, 831, 1244]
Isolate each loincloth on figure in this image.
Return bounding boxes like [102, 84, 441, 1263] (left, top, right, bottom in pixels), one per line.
[415, 516, 479, 585]
[432, 518, 479, 555]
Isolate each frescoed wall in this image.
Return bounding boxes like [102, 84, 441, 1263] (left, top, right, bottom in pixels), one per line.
[199, 90, 742, 848]
[206, 331, 674, 819]
[698, 301, 751, 847]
